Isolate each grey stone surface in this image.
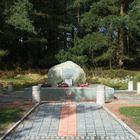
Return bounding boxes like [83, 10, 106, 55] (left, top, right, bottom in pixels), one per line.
[0, 90, 32, 104]
[47, 61, 86, 86]
[114, 92, 140, 104]
[3, 102, 138, 140]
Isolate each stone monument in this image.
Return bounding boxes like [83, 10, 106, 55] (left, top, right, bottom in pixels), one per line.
[47, 61, 86, 86]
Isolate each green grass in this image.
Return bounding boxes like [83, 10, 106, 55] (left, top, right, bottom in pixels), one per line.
[86, 69, 140, 89]
[0, 69, 140, 90]
[0, 108, 22, 128]
[119, 107, 140, 126]
[87, 77, 128, 89]
[0, 72, 47, 90]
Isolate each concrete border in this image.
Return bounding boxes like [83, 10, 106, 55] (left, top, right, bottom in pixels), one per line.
[103, 106, 140, 140]
[0, 103, 40, 140]
[115, 90, 137, 93]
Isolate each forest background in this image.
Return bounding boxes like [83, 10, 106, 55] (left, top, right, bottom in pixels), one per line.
[0, 0, 140, 69]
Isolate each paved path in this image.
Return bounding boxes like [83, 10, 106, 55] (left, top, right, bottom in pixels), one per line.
[4, 102, 138, 140]
[114, 92, 140, 104]
[58, 103, 76, 136]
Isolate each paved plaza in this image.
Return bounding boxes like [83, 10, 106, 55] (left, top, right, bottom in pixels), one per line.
[3, 102, 138, 140]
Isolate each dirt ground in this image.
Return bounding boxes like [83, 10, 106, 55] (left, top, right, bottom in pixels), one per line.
[105, 98, 140, 135]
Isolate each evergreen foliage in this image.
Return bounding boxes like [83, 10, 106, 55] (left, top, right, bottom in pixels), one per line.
[4, 0, 35, 33]
[0, 0, 139, 69]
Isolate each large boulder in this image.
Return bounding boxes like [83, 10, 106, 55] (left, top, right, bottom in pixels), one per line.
[47, 61, 86, 86]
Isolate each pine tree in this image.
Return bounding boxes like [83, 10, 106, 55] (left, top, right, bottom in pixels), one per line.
[4, 0, 35, 33]
[70, 0, 90, 24]
[80, 0, 120, 67]
[79, 0, 140, 68]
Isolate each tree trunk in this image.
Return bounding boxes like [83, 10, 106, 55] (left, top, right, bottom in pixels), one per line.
[77, 6, 80, 23]
[118, 28, 124, 67]
[109, 58, 112, 69]
[108, 37, 112, 69]
[120, 0, 125, 16]
[117, 0, 125, 68]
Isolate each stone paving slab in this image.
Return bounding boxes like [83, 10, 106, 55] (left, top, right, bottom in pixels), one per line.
[114, 93, 140, 104]
[58, 102, 76, 136]
[3, 102, 139, 140]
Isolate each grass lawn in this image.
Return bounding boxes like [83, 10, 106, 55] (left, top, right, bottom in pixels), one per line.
[0, 108, 22, 129]
[0, 69, 140, 90]
[86, 69, 140, 89]
[0, 72, 47, 90]
[119, 107, 140, 126]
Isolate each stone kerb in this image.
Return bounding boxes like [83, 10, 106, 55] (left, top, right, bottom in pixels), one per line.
[137, 82, 140, 95]
[8, 81, 13, 92]
[96, 85, 105, 106]
[128, 81, 133, 91]
[32, 85, 40, 103]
